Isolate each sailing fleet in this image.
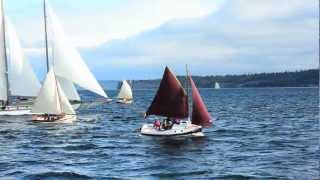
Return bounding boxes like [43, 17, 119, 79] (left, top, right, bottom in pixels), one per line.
[0, 0, 214, 137]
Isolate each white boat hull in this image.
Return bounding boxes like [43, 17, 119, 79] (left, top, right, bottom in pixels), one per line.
[117, 99, 133, 104]
[0, 109, 31, 116]
[140, 122, 203, 136]
[0, 106, 32, 116]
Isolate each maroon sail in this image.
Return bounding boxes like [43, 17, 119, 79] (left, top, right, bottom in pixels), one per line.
[146, 67, 188, 118]
[189, 76, 212, 127]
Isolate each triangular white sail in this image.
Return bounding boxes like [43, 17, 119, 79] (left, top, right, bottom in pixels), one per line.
[117, 80, 133, 99]
[57, 76, 80, 101]
[0, 1, 7, 101]
[32, 69, 75, 115]
[46, 5, 108, 98]
[215, 82, 220, 89]
[7, 20, 41, 97]
[56, 78, 76, 114]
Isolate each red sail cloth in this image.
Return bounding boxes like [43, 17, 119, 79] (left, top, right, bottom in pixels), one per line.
[146, 67, 189, 118]
[189, 76, 212, 127]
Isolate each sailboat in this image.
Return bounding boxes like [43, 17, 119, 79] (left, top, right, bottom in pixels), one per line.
[0, 0, 41, 116]
[117, 80, 133, 104]
[140, 66, 212, 136]
[214, 82, 220, 89]
[42, 0, 110, 103]
[31, 69, 76, 122]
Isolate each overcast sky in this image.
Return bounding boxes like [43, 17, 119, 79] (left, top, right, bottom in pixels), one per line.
[5, 0, 319, 80]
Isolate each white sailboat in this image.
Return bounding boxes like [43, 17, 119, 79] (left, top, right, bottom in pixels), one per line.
[43, 1, 110, 103]
[31, 69, 76, 122]
[0, 0, 41, 116]
[214, 82, 220, 89]
[117, 80, 133, 104]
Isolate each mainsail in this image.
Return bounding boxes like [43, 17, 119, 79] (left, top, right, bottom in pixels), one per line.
[117, 80, 133, 100]
[190, 76, 212, 127]
[46, 4, 108, 98]
[32, 69, 75, 115]
[7, 20, 41, 97]
[146, 67, 188, 118]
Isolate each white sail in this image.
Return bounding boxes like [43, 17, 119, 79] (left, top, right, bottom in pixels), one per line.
[117, 80, 133, 99]
[0, 1, 7, 101]
[32, 70, 75, 115]
[57, 76, 80, 101]
[46, 5, 108, 98]
[215, 82, 220, 89]
[7, 20, 41, 97]
[56, 78, 76, 114]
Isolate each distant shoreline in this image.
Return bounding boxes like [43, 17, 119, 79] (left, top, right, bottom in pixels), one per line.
[128, 69, 318, 89]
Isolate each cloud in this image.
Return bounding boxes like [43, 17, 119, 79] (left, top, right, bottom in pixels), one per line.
[7, 0, 222, 48]
[80, 0, 318, 79]
[8, 0, 318, 79]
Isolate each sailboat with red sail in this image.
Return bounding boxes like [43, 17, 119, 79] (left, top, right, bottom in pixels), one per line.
[140, 66, 213, 136]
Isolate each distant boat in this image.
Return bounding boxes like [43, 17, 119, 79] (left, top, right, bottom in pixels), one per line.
[31, 69, 76, 122]
[0, 0, 41, 116]
[117, 80, 133, 104]
[43, 0, 111, 103]
[214, 82, 220, 89]
[140, 66, 213, 137]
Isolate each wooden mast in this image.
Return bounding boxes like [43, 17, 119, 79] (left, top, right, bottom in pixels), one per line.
[1, 0, 10, 106]
[43, 0, 50, 72]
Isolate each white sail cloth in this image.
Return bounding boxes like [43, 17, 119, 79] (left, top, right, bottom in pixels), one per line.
[57, 76, 80, 101]
[7, 21, 41, 97]
[32, 70, 75, 115]
[0, 1, 7, 101]
[215, 82, 220, 89]
[117, 80, 133, 99]
[46, 5, 108, 98]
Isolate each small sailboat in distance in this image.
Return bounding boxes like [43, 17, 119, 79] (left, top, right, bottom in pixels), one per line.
[31, 69, 76, 122]
[214, 82, 220, 89]
[117, 80, 133, 104]
[140, 66, 212, 136]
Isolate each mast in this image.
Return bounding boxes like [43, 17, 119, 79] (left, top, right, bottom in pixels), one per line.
[185, 64, 190, 120]
[1, 0, 10, 106]
[43, 0, 50, 72]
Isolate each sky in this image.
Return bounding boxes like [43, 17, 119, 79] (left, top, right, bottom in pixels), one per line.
[5, 0, 319, 80]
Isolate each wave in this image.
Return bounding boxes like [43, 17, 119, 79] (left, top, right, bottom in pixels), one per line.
[25, 171, 92, 180]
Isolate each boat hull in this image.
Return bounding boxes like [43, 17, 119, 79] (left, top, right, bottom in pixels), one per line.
[140, 122, 203, 136]
[0, 106, 32, 116]
[32, 114, 76, 123]
[117, 99, 133, 104]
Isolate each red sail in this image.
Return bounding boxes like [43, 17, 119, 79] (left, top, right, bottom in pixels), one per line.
[146, 67, 189, 118]
[189, 76, 212, 127]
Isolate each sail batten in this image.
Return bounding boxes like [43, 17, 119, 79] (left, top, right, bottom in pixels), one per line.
[190, 76, 212, 127]
[46, 4, 108, 98]
[146, 67, 188, 118]
[117, 80, 133, 99]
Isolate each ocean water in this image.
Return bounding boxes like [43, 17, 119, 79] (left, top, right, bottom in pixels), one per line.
[0, 88, 318, 179]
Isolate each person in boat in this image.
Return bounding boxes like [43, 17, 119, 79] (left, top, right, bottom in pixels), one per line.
[153, 119, 161, 130]
[162, 117, 174, 130]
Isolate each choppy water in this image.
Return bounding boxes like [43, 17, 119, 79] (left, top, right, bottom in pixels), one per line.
[0, 88, 319, 179]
